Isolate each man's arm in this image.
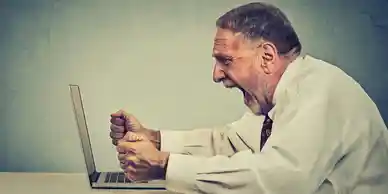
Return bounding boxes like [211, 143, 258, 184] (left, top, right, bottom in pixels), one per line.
[154, 111, 263, 157]
[111, 110, 264, 157]
[162, 79, 361, 194]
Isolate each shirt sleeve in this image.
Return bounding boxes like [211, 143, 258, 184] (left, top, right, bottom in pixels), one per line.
[164, 79, 349, 194]
[160, 111, 259, 157]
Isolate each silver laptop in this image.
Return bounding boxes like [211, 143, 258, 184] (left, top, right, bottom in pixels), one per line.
[69, 84, 166, 190]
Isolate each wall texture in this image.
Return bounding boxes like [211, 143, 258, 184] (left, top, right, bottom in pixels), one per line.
[1, 0, 387, 172]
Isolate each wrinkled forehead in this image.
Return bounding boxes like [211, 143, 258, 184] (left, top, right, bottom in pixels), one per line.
[212, 28, 242, 55]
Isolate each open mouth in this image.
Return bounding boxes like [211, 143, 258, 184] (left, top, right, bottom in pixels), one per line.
[221, 81, 255, 106]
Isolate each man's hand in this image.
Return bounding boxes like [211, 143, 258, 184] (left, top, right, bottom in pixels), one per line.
[109, 110, 160, 148]
[117, 132, 169, 181]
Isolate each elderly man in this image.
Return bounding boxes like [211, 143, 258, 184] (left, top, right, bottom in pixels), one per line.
[110, 2, 388, 194]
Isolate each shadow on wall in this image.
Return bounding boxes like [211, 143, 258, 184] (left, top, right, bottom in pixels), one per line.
[0, 11, 7, 171]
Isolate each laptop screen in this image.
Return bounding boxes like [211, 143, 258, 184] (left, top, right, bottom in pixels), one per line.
[69, 84, 97, 176]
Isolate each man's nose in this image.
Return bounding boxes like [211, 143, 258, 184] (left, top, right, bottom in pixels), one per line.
[213, 64, 225, 83]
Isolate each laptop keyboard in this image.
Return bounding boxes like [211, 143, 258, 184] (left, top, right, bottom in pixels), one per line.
[104, 172, 132, 183]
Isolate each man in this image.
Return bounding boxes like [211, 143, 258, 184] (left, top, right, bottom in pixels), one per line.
[110, 2, 388, 194]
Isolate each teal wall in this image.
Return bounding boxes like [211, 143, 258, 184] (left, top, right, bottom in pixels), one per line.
[1, 0, 387, 172]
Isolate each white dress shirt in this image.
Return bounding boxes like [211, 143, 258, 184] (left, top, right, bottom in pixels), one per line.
[160, 55, 388, 194]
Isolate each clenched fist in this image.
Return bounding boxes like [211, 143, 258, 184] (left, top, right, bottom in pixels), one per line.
[109, 110, 160, 148]
[117, 132, 169, 181]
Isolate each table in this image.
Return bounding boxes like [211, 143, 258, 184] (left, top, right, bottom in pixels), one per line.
[0, 172, 174, 194]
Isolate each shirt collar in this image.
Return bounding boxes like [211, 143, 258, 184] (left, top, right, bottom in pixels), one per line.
[267, 55, 307, 119]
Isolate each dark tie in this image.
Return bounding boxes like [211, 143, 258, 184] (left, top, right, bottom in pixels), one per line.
[260, 115, 273, 151]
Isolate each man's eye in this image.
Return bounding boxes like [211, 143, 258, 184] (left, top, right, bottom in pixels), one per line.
[215, 56, 232, 66]
[219, 58, 232, 65]
[223, 59, 232, 66]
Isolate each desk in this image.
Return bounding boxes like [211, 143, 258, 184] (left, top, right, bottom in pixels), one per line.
[0, 172, 174, 194]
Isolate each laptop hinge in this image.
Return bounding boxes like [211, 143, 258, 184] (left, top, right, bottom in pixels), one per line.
[89, 171, 101, 183]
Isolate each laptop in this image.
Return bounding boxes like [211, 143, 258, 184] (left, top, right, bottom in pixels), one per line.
[69, 84, 166, 190]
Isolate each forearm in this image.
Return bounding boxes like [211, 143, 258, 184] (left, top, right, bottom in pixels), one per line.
[158, 127, 236, 157]
[152, 112, 261, 157]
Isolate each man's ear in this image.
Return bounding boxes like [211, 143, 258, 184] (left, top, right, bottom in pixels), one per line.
[260, 42, 277, 74]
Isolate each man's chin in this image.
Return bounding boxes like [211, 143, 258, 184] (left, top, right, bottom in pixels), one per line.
[247, 105, 261, 115]
[239, 88, 262, 115]
[224, 86, 261, 114]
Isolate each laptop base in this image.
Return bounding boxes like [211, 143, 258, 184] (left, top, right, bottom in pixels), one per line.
[93, 172, 166, 190]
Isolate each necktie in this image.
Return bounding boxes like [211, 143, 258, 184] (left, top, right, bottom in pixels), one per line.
[260, 115, 273, 151]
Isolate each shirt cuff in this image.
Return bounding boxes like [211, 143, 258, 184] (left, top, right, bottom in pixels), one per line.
[160, 130, 186, 153]
[165, 153, 203, 193]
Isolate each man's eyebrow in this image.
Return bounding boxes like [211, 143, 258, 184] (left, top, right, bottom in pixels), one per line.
[212, 53, 232, 59]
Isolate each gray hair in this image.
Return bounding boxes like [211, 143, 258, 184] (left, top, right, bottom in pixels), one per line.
[216, 2, 302, 55]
